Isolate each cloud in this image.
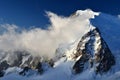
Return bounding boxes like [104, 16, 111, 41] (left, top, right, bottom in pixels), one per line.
[0, 9, 98, 59]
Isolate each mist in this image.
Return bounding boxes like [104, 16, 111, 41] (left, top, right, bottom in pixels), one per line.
[0, 10, 99, 59]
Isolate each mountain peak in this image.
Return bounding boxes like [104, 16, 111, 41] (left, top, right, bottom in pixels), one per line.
[72, 27, 115, 74]
[71, 9, 99, 19]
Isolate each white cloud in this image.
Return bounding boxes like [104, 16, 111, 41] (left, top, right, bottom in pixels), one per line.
[0, 9, 99, 59]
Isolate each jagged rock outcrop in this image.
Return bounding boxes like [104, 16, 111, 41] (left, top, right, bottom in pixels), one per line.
[0, 51, 42, 69]
[73, 27, 115, 74]
[0, 50, 53, 76]
[0, 71, 4, 77]
[19, 66, 31, 76]
[0, 61, 9, 77]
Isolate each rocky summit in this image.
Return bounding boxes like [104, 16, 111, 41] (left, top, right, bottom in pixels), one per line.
[73, 27, 115, 74]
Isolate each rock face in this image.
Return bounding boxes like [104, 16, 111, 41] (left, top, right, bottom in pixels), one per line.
[0, 50, 51, 76]
[0, 51, 41, 70]
[73, 27, 115, 74]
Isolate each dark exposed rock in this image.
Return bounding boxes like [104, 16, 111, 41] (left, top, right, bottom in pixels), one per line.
[36, 62, 43, 74]
[0, 60, 9, 77]
[19, 66, 31, 76]
[73, 56, 85, 74]
[19, 61, 45, 76]
[48, 59, 54, 67]
[73, 27, 115, 74]
[0, 60, 9, 71]
[0, 70, 4, 77]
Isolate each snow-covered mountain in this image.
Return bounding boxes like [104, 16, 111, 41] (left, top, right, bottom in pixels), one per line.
[72, 27, 115, 74]
[0, 9, 120, 80]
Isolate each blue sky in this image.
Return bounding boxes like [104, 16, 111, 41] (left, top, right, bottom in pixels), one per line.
[0, 0, 120, 29]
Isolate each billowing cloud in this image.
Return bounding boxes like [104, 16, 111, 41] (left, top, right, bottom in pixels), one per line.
[0, 9, 99, 59]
